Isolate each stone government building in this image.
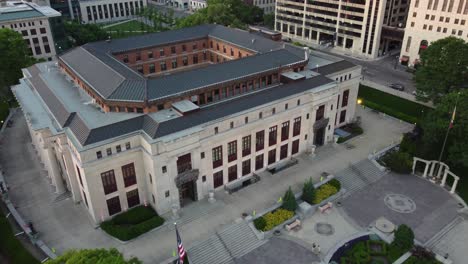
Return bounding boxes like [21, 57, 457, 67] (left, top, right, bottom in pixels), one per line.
[12, 24, 361, 224]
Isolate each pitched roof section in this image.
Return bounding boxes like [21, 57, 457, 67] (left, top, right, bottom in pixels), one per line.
[137, 49, 304, 101]
[60, 47, 126, 98]
[60, 24, 304, 103]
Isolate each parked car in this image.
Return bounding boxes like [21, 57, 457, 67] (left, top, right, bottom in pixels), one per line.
[389, 83, 405, 91]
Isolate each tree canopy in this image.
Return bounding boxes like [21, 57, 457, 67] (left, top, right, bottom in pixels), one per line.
[419, 89, 468, 168]
[177, 0, 263, 29]
[414, 37, 468, 103]
[64, 21, 108, 46]
[0, 28, 36, 96]
[46, 248, 141, 264]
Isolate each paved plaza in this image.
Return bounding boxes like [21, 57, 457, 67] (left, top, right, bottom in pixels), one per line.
[341, 172, 460, 243]
[1, 105, 441, 264]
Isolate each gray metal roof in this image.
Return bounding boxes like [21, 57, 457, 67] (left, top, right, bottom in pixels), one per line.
[60, 24, 303, 103]
[0, 9, 42, 22]
[313, 60, 358, 76]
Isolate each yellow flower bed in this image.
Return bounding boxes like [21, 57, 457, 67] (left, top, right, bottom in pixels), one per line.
[262, 208, 294, 231]
[313, 184, 338, 204]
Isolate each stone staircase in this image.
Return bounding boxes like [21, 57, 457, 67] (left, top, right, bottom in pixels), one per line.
[188, 221, 266, 264]
[218, 221, 267, 259]
[425, 216, 464, 250]
[336, 159, 386, 197]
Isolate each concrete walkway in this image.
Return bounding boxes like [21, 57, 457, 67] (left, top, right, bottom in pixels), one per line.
[0, 106, 412, 263]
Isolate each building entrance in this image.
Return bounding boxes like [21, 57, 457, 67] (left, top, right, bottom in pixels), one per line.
[314, 127, 325, 146]
[179, 180, 197, 207]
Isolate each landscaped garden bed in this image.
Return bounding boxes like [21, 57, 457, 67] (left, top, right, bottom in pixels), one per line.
[100, 205, 165, 241]
[335, 121, 364, 144]
[302, 177, 341, 206]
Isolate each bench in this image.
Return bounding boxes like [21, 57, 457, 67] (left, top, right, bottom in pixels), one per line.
[267, 158, 299, 174]
[319, 202, 333, 213]
[285, 219, 301, 231]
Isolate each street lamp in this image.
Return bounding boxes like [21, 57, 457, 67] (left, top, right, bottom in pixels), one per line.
[357, 99, 363, 105]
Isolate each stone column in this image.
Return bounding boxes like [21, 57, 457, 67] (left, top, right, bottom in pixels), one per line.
[422, 162, 429, 178]
[45, 146, 66, 194]
[412, 159, 417, 175]
[450, 178, 459, 194]
[440, 170, 448, 187]
[437, 163, 444, 178]
[62, 147, 81, 203]
[429, 162, 436, 177]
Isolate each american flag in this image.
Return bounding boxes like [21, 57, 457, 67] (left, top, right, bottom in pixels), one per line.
[175, 224, 186, 264]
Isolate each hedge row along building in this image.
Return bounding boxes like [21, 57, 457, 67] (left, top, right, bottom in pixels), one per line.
[13, 24, 361, 223]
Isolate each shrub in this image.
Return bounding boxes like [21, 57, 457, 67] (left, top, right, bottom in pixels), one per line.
[282, 187, 298, 212]
[100, 205, 165, 241]
[336, 137, 346, 143]
[367, 240, 387, 256]
[387, 244, 407, 262]
[253, 217, 266, 231]
[344, 241, 370, 263]
[391, 224, 415, 252]
[313, 184, 338, 204]
[382, 151, 413, 174]
[262, 209, 294, 231]
[301, 177, 315, 204]
[328, 179, 341, 191]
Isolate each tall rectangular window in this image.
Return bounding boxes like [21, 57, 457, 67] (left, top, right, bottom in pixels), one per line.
[228, 140, 237, 162]
[242, 136, 251, 156]
[281, 121, 290, 141]
[255, 154, 264, 170]
[242, 159, 251, 176]
[126, 189, 140, 208]
[293, 117, 301, 136]
[268, 149, 276, 165]
[280, 144, 288, 160]
[76, 166, 83, 186]
[269, 126, 277, 146]
[212, 146, 223, 168]
[106, 196, 121, 216]
[405, 36, 412, 53]
[228, 165, 237, 182]
[256, 130, 265, 151]
[160, 61, 167, 71]
[292, 139, 300, 155]
[101, 170, 117, 195]
[177, 153, 192, 174]
[82, 190, 88, 207]
[342, 90, 349, 107]
[316, 105, 325, 121]
[122, 163, 137, 187]
[340, 110, 347, 123]
[213, 171, 223, 188]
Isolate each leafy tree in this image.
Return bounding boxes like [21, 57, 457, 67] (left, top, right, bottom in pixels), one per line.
[0, 28, 36, 96]
[263, 13, 275, 29]
[46, 248, 141, 264]
[419, 90, 468, 168]
[391, 224, 414, 252]
[64, 21, 108, 46]
[414, 37, 468, 103]
[301, 177, 315, 204]
[282, 186, 297, 212]
[177, 0, 263, 29]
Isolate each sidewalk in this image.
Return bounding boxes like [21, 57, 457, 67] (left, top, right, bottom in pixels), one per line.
[0, 106, 412, 263]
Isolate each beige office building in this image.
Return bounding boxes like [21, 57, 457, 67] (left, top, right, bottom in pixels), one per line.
[275, 0, 409, 59]
[400, 0, 468, 66]
[13, 25, 360, 224]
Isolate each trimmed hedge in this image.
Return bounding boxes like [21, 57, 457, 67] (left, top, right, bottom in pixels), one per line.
[101, 205, 165, 241]
[328, 179, 341, 192]
[253, 217, 266, 231]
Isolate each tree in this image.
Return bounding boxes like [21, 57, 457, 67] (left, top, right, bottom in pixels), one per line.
[0, 28, 36, 96]
[391, 224, 414, 252]
[46, 248, 141, 264]
[414, 37, 468, 104]
[282, 186, 297, 212]
[301, 177, 315, 204]
[263, 13, 275, 29]
[64, 21, 108, 46]
[177, 0, 263, 29]
[419, 89, 468, 168]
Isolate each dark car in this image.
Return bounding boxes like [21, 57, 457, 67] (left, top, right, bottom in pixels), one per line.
[389, 83, 404, 91]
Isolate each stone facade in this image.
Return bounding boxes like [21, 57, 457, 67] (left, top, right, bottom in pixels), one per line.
[79, 0, 148, 24]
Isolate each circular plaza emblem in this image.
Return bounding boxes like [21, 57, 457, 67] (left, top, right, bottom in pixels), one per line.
[315, 222, 334, 236]
[384, 193, 416, 213]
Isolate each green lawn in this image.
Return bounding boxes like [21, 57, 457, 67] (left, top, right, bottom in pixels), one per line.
[105, 20, 151, 32]
[0, 210, 40, 264]
[358, 84, 432, 124]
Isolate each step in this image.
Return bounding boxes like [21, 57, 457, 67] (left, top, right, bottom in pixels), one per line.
[425, 216, 463, 249]
[218, 221, 266, 259]
[188, 234, 233, 264]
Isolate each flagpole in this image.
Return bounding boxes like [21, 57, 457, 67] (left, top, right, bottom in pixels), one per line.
[436, 92, 460, 177]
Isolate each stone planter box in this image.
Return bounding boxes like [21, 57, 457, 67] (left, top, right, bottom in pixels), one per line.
[303, 188, 345, 215]
[249, 214, 300, 240]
